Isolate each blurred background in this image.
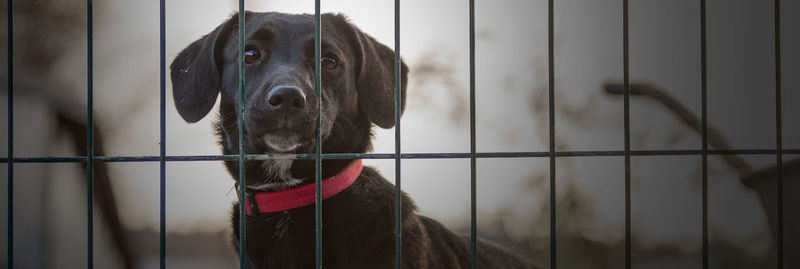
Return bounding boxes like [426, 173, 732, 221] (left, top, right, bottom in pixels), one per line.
[1, 0, 799, 268]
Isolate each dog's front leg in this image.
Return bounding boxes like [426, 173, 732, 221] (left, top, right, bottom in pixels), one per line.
[231, 236, 258, 269]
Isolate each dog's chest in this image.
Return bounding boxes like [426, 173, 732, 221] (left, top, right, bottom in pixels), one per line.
[240, 209, 397, 268]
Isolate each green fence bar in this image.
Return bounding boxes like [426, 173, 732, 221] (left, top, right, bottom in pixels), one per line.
[548, 0, 556, 267]
[6, 0, 14, 266]
[774, 0, 784, 268]
[86, 0, 95, 267]
[394, 0, 403, 267]
[159, 0, 167, 267]
[622, 0, 631, 267]
[468, 0, 477, 267]
[699, 0, 709, 268]
[237, 1, 247, 268]
[314, 1, 324, 267]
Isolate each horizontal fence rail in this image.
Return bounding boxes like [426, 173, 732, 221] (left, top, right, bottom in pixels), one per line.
[3, 149, 798, 164]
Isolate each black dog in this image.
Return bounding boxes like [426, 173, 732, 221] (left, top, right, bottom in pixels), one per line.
[171, 11, 541, 269]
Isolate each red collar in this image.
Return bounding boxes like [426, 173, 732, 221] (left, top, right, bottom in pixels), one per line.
[242, 160, 363, 215]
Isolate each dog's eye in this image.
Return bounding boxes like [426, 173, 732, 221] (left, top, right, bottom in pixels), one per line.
[320, 56, 338, 69]
[244, 46, 260, 64]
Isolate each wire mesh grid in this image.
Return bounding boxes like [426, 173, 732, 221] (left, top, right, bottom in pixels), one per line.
[3, 0, 790, 268]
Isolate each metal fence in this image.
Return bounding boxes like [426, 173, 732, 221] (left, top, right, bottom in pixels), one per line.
[4, 0, 793, 268]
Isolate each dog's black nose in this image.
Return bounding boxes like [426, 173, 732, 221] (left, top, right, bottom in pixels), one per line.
[267, 86, 307, 109]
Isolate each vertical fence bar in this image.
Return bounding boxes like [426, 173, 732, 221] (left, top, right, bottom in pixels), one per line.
[393, 0, 403, 268]
[548, 0, 556, 266]
[468, 0, 477, 267]
[622, 0, 631, 267]
[699, 0, 709, 268]
[314, 1, 323, 268]
[159, 0, 167, 267]
[773, 0, 783, 267]
[6, 0, 13, 266]
[86, 0, 95, 267]
[237, 1, 247, 268]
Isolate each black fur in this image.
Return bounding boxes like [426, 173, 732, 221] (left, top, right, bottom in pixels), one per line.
[171, 11, 542, 269]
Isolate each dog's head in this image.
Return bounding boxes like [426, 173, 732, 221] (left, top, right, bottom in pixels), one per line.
[170, 12, 407, 188]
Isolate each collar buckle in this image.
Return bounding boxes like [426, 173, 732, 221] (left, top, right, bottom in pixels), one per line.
[236, 186, 260, 216]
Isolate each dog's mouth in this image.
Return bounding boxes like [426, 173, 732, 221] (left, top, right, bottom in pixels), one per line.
[238, 128, 314, 191]
[251, 129, 315, 153]
[262, 132, 303, 152]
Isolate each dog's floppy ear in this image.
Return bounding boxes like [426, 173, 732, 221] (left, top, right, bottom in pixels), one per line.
[335, 15, 409, 129]
[170, 14, 237, 123]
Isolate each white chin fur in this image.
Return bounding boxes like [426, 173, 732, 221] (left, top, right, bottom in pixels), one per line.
[262, 134, 301, 152]
[247, 178, 303, 191]
[248, 159, 303, 191]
